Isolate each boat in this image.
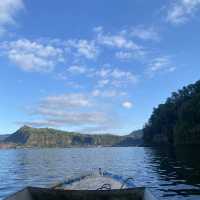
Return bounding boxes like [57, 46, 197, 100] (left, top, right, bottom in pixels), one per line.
[5, 169, 157, 200]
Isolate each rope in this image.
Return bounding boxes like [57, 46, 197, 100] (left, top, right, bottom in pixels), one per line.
[120, 177, 134, 189]
[97, 183, 111, 190]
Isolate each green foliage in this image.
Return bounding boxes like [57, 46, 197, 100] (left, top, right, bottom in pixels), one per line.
[5, 126, 143, 147]
[143, 80, 200, 145]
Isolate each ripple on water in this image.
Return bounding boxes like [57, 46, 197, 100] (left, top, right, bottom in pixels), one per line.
[0, 147, 200, 200]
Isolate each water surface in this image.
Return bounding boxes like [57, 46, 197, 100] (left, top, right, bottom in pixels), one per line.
[0, 147, 200, 200]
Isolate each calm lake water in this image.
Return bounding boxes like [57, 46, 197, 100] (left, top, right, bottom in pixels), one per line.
[0, 147, 200, 200]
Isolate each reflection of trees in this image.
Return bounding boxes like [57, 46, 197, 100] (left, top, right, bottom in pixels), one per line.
[146, 147, 200, 199]
[147, 147, 200, 188]
[174, 147, 200, 185]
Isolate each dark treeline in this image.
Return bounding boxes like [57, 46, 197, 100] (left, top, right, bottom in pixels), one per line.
[143, 80, 200, 146]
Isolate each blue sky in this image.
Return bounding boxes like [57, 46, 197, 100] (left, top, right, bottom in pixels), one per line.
[1, 0, 200, 135]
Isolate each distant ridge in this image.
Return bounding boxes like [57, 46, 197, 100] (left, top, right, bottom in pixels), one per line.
[3, 126, 143, 148]
[0, 134, 9, 142]
[116, 129, 143, 146]
[129, 129, 143, 138]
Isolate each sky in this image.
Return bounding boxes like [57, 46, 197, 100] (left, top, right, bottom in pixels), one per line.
[1, 0, 200, 135]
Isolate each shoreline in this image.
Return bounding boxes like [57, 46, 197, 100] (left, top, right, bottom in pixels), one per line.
[0, 143, 143, 149]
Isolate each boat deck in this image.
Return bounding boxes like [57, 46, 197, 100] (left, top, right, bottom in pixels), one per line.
[62, 175, 123, 190]
[5, 172, 158, 200]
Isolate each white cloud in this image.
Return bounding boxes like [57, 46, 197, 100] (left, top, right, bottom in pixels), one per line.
[99, 34, 138, 50]
[168, 66, 176, 72]
[95, 67, 138, 88]
[19, 120, 62, 127]
[0, 0, 24, 35]
[115, 50, 146, 60]
[39, 93, 91, 109]
[93, 27, 148, 61]
[95, 27, 141, 50]
[66, 39, 99, 59]
[97, 68, 111, 78]
[2, 39, 63, 72]
[111, 68, 136, 81]
[66, 64, 138, 89]
[166, 0, 200, 24]
[99, 34, 138, 49]
[20, 112, 109, 127]
[58, 65, 94, 80]
[92, 89, 101, 97]
[148, 56, 176, 75]
[67, 65, 87, 74]
[97, 79, 110, 87]
[21, 92, 117, 131]
[122, 101, 133, 109]
[25, 93, 107, 126]
[115, 51, 133, 60]
[129, 26, 160, 41]
[93, 26, 103, 33]
[150, 57, 170, 72]
[92, 89, 126, 98]
[96, 67, 137, 81]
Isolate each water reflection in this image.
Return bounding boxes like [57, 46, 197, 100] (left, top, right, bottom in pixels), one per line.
[0, 147, 200, 200]
[146, 147, 200, 199]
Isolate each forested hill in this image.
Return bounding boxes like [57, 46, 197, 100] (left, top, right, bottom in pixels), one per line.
[3, 126, 143, 148]
[143, 80, 200, 146]
[129, 130, 143, 138]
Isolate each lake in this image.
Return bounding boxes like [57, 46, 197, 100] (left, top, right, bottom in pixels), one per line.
[0, 147, 200, 200]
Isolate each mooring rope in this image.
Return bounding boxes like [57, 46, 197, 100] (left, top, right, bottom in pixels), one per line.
[120, 177, 134, 189]
[97, 183, 112, 190]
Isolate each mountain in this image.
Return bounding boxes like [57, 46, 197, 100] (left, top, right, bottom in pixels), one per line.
[115, 129, 143, 146]
[128, 129, 143, 138]
[0, 134, 9, 142]
[143, 80, 200, 146]
[3, 126, 142, 148]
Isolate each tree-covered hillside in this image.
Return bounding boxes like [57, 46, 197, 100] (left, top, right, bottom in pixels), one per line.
[4, 126, 143, 148]
[143, 80, 200, 146]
